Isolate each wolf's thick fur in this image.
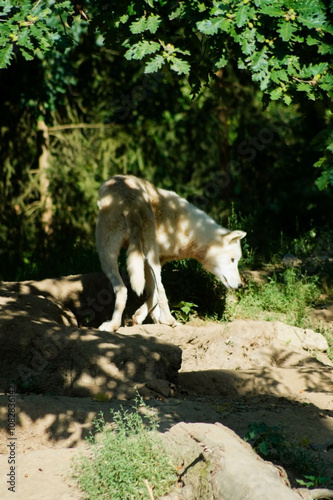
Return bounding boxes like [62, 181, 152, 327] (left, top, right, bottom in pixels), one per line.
[96, 175, 246, 332]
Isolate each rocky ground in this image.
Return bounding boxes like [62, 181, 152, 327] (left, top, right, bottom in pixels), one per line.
[0, 273, 332, 499]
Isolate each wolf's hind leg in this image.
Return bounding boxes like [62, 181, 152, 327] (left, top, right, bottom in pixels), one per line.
[96, 232, 127, 331]
[132, 260, 160, 325]
[98, 263, 127, 332]
[96, 213, 128, 332]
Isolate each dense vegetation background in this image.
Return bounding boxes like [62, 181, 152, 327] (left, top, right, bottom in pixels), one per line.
[0, 0, 332, 283]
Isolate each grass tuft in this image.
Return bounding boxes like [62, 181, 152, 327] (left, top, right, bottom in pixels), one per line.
[72, 395, 176, 500]
[224, 268, 321, 328]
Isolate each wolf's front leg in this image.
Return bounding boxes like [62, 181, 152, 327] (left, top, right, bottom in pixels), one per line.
[151, 281, 181, 327]
[156, 300, 181, 327]
[132, 301, 179, 326]
[132, 262, 180, 327]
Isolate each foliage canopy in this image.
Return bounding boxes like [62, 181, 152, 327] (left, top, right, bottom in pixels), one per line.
[1, 0, 333, 104]
[2, 1, 332, 188]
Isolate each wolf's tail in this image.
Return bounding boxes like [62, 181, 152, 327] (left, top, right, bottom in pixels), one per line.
[126, 226, 145, 296]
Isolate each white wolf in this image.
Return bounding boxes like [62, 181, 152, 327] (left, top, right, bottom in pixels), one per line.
[96, 175, 246, 332]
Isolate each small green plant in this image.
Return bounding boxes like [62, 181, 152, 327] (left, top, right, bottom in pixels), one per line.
[224, 268, 320, 327]
[291, 227, 333, 260]
[163, 259, 226, 319]
[171, 301, 198, 322]
[72, 395, 176, 500]
[244, 422, 286, 458]
[296, 475, 330, 489]
[244, 422, 332, 489]
[227, 204, 257, 267]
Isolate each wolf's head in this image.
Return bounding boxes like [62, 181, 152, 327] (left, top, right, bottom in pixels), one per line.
[203, 230, 246, 289]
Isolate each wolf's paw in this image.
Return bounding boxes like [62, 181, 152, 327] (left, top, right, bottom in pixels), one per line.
[166, 317, 181, 327]
[132, 309, 147, 326]
[98, 321, 120, 332]
[160, 315, 181, 328]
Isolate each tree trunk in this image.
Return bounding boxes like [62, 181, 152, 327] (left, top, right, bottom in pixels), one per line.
[37, 119, 53, 234]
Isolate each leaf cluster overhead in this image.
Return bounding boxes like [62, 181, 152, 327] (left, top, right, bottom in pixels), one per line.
[1, 0, 332, 104]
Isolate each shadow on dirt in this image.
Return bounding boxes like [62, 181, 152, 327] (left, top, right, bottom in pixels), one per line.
[0, 272, 332, 488]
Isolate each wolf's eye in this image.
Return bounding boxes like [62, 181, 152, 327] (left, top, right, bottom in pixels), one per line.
[231, 258, 235, 263]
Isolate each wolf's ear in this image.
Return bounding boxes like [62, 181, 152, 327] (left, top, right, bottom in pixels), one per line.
[224, 230, 247, 245]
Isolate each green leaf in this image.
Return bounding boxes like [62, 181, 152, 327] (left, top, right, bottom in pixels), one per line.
[277, 21, 297, 42]
[130, 14, 161, 35]
[146, 14, 161, 34]
[286, 59, 301, 76]
[298, 3, 326, 29]
[250, 47, 268, 72]
[0, 44, 14, 68]
[241, 32, 256, 56]
[259, 6, 284, 17]
[283, 94, 292, 105]
[169, 56, 190, 75]
[310, 62, 328, 75]
[197, 17, 219, 35]
[242, 39, 256, 56]
[181, 305, 191, 314]
[197, 17, 230, 35]
[215, 54, 228, 69]
[318, 43, 333, 55]
[19, 46, 34, 61]
[306, 35, 318, 46]
[259, 441, 269, 456]
[130, 17, 147, 34]
[315, 170, 332, 190]
[17, 29, 34, 51]
[296, 82, 312, 93]
[118, 14, 129, 24]
[259, 74, 270, 91]
[169, 5, 185, 20]
[124, 41, 160, 60]
[270, 87, 283, 100]
[271, 69, 289, 83]
[174, 47, 191, 57]
[145, 54, 164, 73]
[0, 0, 13, 17]
[235, 5, 250, 28]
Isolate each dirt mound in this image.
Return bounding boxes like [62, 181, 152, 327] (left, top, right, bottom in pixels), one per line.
[0, 273, 333, 499]
[0, 297, 181, 399]
[129, 321, 332, 400]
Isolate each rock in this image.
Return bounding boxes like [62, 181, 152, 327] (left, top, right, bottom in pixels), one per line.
[162, 422, 307, 500]
[0, 290, 181, 398]
[147, 319, 331, 372]
[282, 253, 302, 267]
[0, 291, 77, 327]
[146, 379, 172, 397]
[274, 321, 329, 352]
[144, 319, 333, 398]
[0, 272, 116, 328]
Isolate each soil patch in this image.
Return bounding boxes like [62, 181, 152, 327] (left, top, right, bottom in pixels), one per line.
[0, 273, 333, 499]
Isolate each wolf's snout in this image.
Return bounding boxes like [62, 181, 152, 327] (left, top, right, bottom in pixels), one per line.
[237, 282, 243, 289]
